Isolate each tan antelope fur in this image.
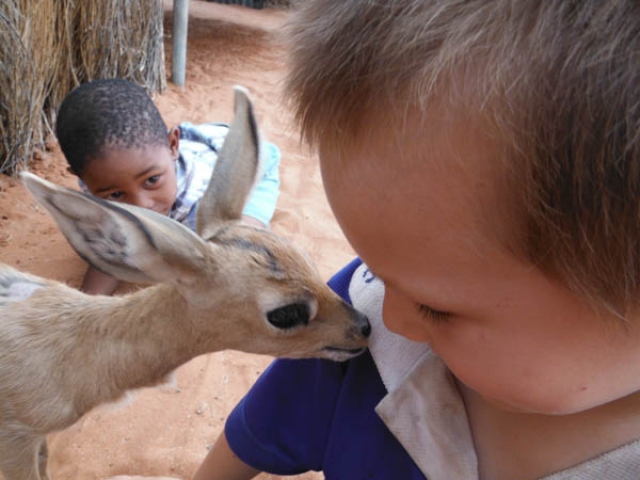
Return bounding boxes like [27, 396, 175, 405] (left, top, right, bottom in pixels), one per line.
[0, 86, 371, 480]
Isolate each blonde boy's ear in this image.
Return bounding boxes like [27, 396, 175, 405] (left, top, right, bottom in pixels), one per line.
[167, 127, 180, 160]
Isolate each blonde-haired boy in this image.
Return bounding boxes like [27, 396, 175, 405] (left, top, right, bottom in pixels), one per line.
[113, 1, 640, 479]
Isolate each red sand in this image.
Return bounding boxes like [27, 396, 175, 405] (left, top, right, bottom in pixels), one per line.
[0, 2, 353, 478]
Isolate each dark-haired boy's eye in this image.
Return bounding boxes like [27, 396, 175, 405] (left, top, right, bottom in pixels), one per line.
[109, 191, 123, 200]
[415, 303, 451, 323]
[146, 175, 160, 185]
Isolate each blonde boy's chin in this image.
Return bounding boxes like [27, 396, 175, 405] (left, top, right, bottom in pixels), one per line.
[480, 393, 569, 416]
[464, 379, 640, 417]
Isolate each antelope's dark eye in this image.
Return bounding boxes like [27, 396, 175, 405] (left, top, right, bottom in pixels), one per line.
[267, 303, 310, 329]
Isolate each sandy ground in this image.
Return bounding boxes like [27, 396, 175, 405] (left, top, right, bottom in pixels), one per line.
[0, 2, 355, 478]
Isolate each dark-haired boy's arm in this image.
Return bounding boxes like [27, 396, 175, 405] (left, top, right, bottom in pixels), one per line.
[80, 265, 120, 295]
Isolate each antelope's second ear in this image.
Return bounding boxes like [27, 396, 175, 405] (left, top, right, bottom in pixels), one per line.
[195, 86, 261, 240]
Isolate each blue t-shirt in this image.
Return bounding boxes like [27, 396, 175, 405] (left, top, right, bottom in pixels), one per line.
[225, 258, 426, 479]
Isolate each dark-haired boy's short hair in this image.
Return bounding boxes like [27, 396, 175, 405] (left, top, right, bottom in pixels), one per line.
[56, 78, 169, 176]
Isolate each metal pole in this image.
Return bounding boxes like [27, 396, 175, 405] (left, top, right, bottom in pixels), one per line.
[172, 0, 189, 86]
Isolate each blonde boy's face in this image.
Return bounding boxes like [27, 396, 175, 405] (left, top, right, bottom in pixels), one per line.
[79, 130, 180, 216]
[320, 105, 640, 415]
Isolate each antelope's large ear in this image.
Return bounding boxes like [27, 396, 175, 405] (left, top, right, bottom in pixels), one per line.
[196, 86, 260, 240]
[20, 172, 211, 285]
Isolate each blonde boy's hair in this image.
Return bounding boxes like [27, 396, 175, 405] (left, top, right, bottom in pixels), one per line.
[285, 0, 640, 315]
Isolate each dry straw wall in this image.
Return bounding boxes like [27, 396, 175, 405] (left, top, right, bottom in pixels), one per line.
[0, 0, 166, 174]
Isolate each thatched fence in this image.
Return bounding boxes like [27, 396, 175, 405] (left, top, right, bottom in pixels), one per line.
[0, 0, 166, 174]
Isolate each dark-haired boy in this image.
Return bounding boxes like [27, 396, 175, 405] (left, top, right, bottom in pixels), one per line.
[56, 79, 280, 295]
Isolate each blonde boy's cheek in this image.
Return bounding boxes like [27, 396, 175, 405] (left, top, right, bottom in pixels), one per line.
[380, 286, 548, 411]
[433, 335, 585, 414]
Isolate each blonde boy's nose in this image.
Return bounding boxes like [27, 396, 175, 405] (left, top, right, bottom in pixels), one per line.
[382, 287, 405, 329]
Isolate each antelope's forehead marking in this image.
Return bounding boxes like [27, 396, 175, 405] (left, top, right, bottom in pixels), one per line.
[213, 235, 284, 276]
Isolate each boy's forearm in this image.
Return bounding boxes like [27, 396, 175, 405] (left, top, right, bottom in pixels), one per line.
[80, 266, 120, 295]
[193, 431, 261, 480]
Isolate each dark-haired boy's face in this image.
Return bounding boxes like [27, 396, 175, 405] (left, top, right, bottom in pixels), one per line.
[319, 105, 640, 416]
[80, 137, 179, 217]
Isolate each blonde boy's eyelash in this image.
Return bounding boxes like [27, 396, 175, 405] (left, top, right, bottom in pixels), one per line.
[365, 267, 450, 323]
[415, 303, 451, 323]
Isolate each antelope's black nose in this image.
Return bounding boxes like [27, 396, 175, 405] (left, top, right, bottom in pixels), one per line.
[361, 319, 371, 337]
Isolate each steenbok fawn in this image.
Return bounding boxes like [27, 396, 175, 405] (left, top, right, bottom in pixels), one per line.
[0, 86, 370, 480]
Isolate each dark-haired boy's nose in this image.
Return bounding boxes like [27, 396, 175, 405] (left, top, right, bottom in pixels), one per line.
[131, 192, 155, 210]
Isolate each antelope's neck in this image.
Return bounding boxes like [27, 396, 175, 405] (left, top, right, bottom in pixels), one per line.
[75, 284, 211, 399]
